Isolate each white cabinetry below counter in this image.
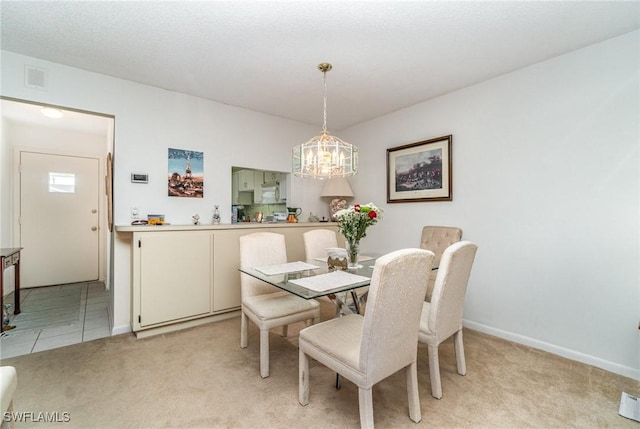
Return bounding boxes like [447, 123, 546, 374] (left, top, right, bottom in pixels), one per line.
[134, 231, 212, 328]
[119, 223, 340, 337]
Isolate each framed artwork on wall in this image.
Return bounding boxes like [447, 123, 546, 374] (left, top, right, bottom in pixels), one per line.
[386, 134, 452, 203]
[168, 148, 204, 198]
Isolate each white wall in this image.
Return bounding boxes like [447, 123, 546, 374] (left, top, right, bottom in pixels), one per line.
[341, 30, 639, 379]
[1, 29, 637, 379]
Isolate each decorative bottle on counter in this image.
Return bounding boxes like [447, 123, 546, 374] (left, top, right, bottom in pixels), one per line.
[212, 205, 221, 224]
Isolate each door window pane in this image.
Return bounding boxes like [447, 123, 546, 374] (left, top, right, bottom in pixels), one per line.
[49, 172, 75, 193]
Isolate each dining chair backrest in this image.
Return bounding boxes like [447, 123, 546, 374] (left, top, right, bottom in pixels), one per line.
[419, 226, 462, 268]
[303, 229, 339, 260]
[359, 248, 434, 386]
[239, 232, 287, 298]
[427, 241, 477, 337]
[420, 226, 462, 302]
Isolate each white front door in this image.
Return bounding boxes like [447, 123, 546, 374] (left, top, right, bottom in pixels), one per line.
[20, 151, 100, 287]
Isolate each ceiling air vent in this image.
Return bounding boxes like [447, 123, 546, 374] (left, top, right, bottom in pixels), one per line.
[24, 65, 48, 90]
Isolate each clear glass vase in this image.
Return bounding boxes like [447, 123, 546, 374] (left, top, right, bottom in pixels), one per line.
[346, 240, 361, 269]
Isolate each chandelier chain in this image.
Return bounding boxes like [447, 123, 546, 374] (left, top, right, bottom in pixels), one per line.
[322, 70, 328, 134]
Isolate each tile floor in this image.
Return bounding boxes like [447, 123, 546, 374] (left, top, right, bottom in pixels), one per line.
[0, 281, 111, 359]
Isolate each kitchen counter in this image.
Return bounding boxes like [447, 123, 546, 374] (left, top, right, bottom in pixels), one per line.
[115, 222, 335, 233]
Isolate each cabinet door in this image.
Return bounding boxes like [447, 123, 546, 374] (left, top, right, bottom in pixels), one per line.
[238, 170, 254, 191]
[137, 231, 212, 327]
[212, 229, 245, 311]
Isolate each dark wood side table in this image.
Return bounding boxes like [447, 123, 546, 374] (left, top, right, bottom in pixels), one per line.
[1, 248, 22, 332]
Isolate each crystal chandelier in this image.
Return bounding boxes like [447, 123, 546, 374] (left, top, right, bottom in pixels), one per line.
[292, 63, 358, 179]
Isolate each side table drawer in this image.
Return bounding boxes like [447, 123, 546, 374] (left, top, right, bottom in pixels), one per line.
[12, 253, 19, 264]
[3, 257, 12, 269]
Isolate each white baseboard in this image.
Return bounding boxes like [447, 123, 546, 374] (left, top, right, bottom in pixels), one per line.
[463, 319, 639, 381]
[111, 324, 132, 336]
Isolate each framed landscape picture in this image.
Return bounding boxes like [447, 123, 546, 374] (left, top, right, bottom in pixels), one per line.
[387, 135, 452, 203]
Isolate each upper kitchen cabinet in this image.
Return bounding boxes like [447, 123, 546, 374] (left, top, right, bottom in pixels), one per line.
[232, 172, 252, 205]
[237, 169, 254, 191]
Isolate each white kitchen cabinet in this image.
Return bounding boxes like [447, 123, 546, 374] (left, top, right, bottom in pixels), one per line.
[232, 172, 251, 205]
[212, 229, 245, 311]
[133, 231, 212, 329]
[237, 169, 254, 191]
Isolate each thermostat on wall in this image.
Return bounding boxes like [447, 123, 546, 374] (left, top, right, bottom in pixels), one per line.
[131, 173, 148, 183]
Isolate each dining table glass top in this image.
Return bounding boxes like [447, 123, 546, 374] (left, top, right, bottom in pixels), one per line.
[238, 257, 378, 300]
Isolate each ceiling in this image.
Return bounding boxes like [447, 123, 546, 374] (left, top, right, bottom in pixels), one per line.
[1, 1, 639, 131]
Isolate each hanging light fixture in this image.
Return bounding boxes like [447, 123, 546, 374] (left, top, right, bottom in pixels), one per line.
[292, 63, 358, 179]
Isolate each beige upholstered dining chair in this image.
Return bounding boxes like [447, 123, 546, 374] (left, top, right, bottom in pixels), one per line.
[418, 240, 478, 399]
[420, 226, 462, 302]
[303, 228, 369, 315]
[302, 229, 339, 260]
[239, 232, 321, 378]
[302, 229, 344, 315]
[298, 248, 435, 429]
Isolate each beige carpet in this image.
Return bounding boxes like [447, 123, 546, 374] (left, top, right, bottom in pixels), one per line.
[2, 302, 638, 429]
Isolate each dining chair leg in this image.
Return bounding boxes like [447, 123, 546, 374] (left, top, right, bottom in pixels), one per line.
[260, 329, 270, 378]
[240, 311, 248, 348]
[282, 325, 288, 338]
[299, 349, 310, 405]
[427, 344, 442, 399]
[454, 329, 467, 376]
[406, 361, 421, 423]
[358, 387, 374, 429]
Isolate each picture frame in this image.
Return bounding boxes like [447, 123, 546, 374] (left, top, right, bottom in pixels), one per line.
[168, 148, 204, 198]
[387, 134, 452, 203]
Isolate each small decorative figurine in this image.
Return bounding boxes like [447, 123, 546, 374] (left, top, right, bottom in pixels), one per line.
[212, 205, 221, 224]
[192, 214, 200, 225]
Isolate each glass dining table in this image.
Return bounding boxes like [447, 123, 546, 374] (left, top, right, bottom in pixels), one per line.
[238, 256, 378, 314]
[239, 253, 438, 389]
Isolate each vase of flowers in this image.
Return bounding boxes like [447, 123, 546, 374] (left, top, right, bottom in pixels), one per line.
[335, 203, 382, 269]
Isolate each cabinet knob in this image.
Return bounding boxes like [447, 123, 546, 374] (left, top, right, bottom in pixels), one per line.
[91, 226, 98, 231]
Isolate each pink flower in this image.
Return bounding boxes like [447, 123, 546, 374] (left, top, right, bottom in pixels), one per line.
[354, 204, 361, 212]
